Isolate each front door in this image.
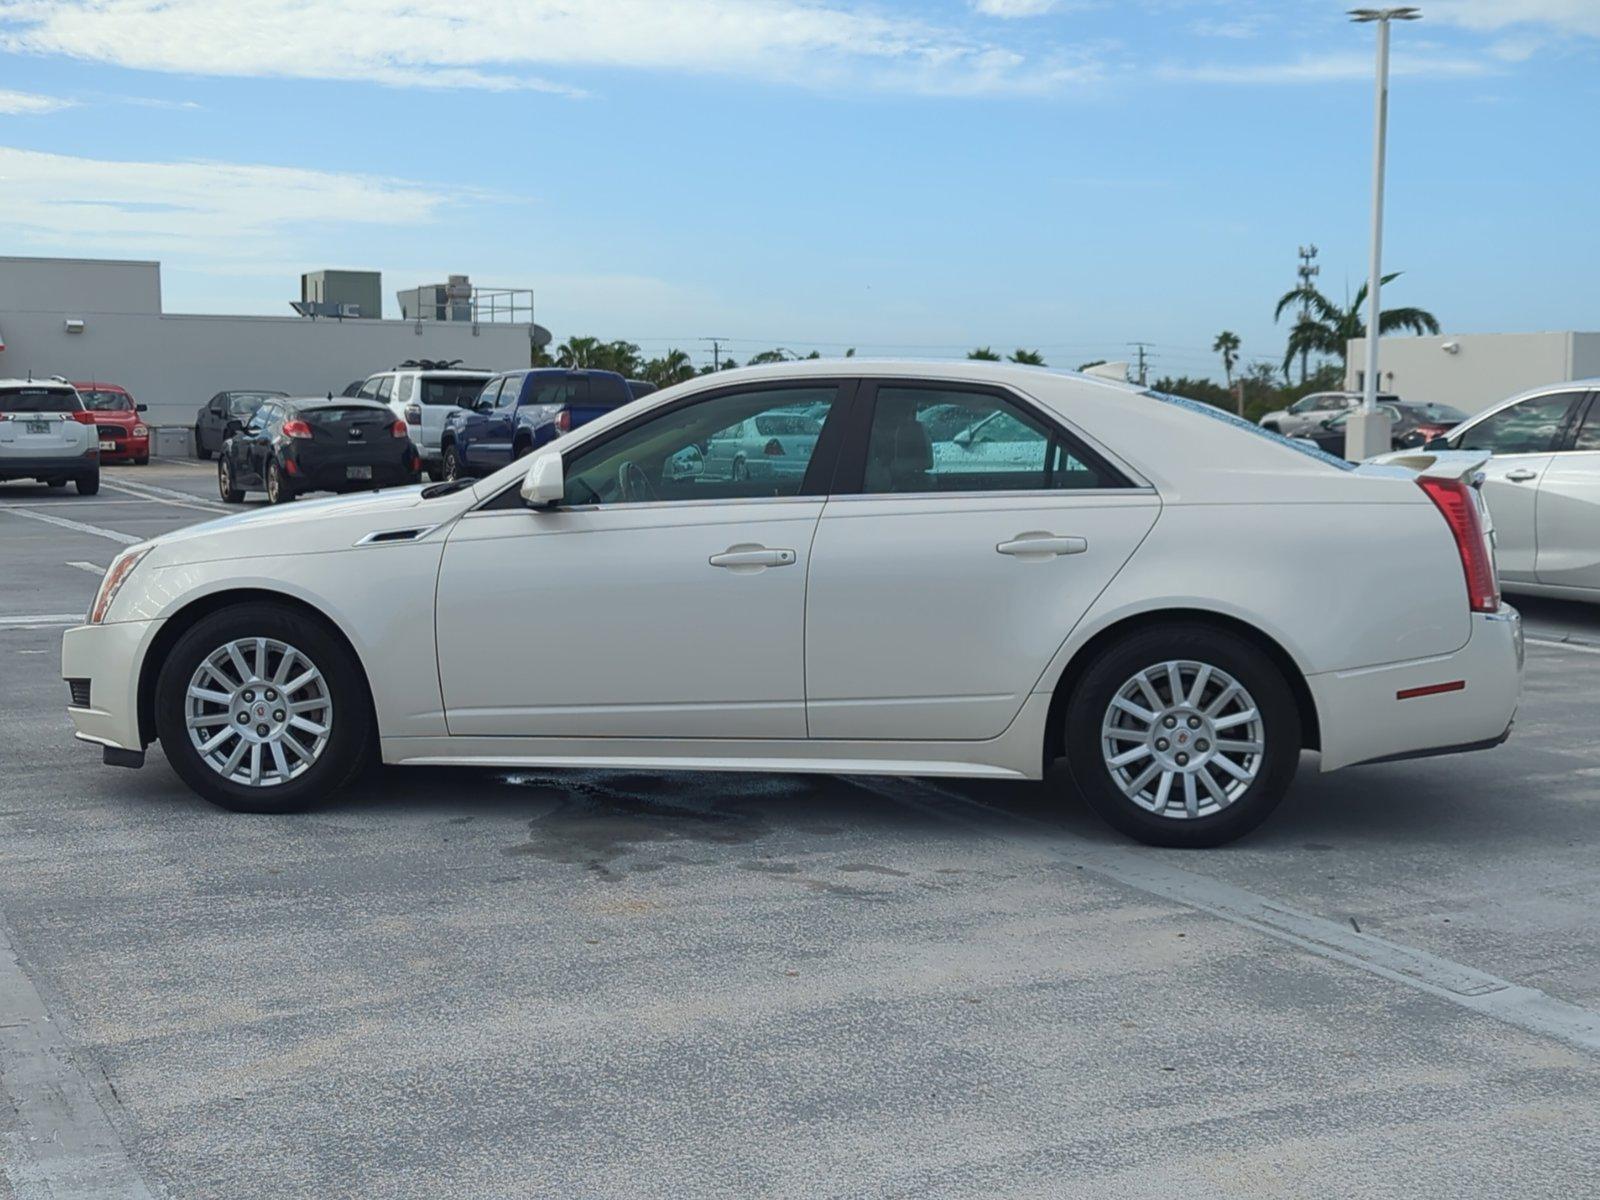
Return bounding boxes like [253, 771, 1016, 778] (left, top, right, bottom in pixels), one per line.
[1454, 389, 1587, 582]
[435, 380, 852, 739]
[804, 381, 1159, 741]
[1536, 393, 1600, 591]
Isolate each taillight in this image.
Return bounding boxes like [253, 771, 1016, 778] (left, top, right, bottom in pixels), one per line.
[1417, 476, 1499, 614]
[391, 419, 408, 438]
[282, 419, 313, 439]
[404, 404, 421, 424]
[554, 410, 572, 434]
[763, 437, 785, 456]
[72, 410, 97, 425]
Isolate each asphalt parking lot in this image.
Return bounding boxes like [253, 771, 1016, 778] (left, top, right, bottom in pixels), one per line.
[2, 461, 1598, 1199]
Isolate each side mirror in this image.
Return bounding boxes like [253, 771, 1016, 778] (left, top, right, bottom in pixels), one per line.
[224, 419, 243, 437]
[475, 399, 493, 414]
[953, 428, 974, 447]
[135, 403, 148, 412]
[520, 452, 564, 506]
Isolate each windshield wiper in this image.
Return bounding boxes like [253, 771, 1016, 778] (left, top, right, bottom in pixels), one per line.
[420, 478, 474, 499]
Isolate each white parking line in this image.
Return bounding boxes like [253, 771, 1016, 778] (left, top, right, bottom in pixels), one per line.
[856, 777, 1600, 1054]
[0, 613, 82, 627]
[66, 561, 106, 575]
[0, 507, 141, 544]
[102, 477, 229, 515]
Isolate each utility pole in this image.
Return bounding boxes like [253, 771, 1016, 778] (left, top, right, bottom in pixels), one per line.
[1346, 6, 1419, 461]
[1296, 244, 1319, 384]
[700, 336, 731, 371]
[1126, 342, 1152, 386]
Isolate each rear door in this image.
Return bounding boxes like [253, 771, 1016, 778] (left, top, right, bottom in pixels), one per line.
[804, 380, 1160, 741]
[1535, 391, 1600, 591]
[479, 372, 524, 467]
[1453, 389, 1586, 582]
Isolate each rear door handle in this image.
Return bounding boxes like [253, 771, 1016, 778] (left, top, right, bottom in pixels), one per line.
[709, 545, 796, 570]
[1503, 468, 1538, 482]
[997, 533, 1088, 558]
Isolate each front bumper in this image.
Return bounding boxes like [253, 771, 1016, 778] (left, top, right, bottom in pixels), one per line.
[62, 618, 165, 754]
[98, 434, 150, 461]
[1309, 605, 1523, 771]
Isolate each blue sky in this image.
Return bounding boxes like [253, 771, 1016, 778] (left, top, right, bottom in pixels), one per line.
[1, 0, 1596, 379]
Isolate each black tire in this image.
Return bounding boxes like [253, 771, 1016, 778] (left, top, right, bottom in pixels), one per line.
[513, 438, 532, 461]
[76, 472, 100, 496]
[442, 443, 464, 481]
[731, 457, 749, 482]
[133, 456, 149, 466]
[218, 458, 245, 503]
[1063, 623, 1301, 848]
[154, 602, 373, 814]
[265, 460, 294, 504]
[424, 464, 444, 483]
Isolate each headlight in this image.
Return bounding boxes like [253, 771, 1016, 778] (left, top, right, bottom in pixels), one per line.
[89, 546, 151, 624]
[132, 424, 148, 437]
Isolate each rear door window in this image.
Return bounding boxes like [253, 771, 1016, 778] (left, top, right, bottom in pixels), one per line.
[395, 376, 415, 404]
[495, 375, 523, 409]
[375, 376, 394, 403]
[356, 377, 382, 401]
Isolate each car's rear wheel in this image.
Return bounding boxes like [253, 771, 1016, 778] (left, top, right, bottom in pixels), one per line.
[133, 455, 149, 466]
[1064, 624, 1300, 848]
[265, 460, 294, 504]
[443, 444, 463, 481]
[218, 459, 244, 503]
[76, 472, 99, 496]
[155, 603, 372, 813]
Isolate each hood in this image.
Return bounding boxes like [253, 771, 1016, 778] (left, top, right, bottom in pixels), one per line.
[134, 484, 472, 567]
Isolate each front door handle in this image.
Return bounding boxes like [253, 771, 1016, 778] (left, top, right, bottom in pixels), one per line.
[1503, 468, 1538, 482]
[997, 533, 1088, 559]
[709, 544, 796, 571]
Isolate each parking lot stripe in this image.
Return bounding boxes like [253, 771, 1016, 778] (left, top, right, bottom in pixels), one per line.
[102, 479, 229, 515]
[66, 561, 105, 576]
[854, 778, 1600, 1054]
[0, 919, 157, 1199]
[1, 507, 141, 545]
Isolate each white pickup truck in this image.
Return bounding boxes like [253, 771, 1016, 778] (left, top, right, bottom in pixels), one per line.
[0, 379, 99, 494]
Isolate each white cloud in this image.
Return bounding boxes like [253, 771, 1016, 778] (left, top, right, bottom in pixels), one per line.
[970, 0, 1060, 16]
[0, 0, 1093, 99]
[1158, 52, 1492, 85]
[0, 87, 74, 114]
[0, 145, 461, 259]
[1428, 1, 1600, 38]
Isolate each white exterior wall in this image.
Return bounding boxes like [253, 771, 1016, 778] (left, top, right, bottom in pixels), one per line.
[0, 257, 535, 429]
[1344, 331, 1595, 416]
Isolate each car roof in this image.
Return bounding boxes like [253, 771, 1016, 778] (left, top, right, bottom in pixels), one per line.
[278, 396, 394, 412]
[223, 389, 287, 396]
[0, 378, 77, 390]
[71, 381, 127, 391]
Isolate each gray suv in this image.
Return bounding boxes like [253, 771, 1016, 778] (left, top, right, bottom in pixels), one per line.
[357, 362, 495, 481]
[1259, 391, 1399, 438]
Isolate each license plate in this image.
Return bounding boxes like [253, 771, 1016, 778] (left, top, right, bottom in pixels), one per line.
[346, 465, 372, 480]
[26, 421, 49, 435]
[99, 439, 117, 450]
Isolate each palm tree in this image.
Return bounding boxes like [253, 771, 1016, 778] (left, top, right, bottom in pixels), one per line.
[1009, 349, 1046, 365]
[967, 347, 1001, 361]
[1212, 331, 1240, 386]
[641, 349, 696, 387]
[1273, 272, 1439, 376]
[555, 335, 601, 368]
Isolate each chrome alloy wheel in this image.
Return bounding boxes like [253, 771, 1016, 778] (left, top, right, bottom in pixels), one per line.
[1100, 660, 1264, 820]
[184, 637, 333, 787]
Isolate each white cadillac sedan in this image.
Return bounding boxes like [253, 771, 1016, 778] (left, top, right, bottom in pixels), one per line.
[63, 362, 1523, 847]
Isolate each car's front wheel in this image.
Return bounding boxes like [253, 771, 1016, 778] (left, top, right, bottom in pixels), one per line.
[218, 459, 244, 503]
[154, 603, 373, 813]
[1064, 624, 1300, 848]
[442, 444, 464, 481]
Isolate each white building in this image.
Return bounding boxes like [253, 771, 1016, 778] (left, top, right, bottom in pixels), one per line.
[0, 257, 550, 430]
[1345, 331, 1600, 416]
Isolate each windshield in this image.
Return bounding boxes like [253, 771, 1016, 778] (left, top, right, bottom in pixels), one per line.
[1146, 390, 1354, 471]
[0, 387, 80, 413]
[227, 392, 282, 416]
[420, 378, 491, 407]
[80, 389, 133, 411]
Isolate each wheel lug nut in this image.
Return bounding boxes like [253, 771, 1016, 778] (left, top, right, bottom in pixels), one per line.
[1163, 715, 1177, 729]
[236, 713, 249, 724]
[265, 690, 277, 702]
[1187, 716, 1201, 729]
[1155, 738, 1169, 751]
[1197, 739, 1210, 752]
[1176, 752, 1189, 766]
[273, 710, 285, 722]
[256, 724, 269, 737]
[242, 689, 255, 702]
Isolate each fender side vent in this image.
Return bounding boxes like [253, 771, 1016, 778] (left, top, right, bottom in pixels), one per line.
[355, 525, 437, 546]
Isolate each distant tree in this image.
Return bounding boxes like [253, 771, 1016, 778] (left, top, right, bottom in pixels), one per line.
[1008, 348, 1046, 365]
[530, 342, 555, 367]
[720, 357, 741, 370]
[746, 348, 794, 365]
[1151, 375, 1233, 409]
[641, 348, 696, 388]
[967, 347, 1002, 361]
[555, 336, 601, 368]
[1212, 330, 1241, 387]
[844, 347, 856, 357]
[1076, 359, 1106, 371]
[1273, 272, 1439, 376]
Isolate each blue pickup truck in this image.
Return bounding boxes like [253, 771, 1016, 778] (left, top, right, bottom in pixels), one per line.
[439, 369, 635, 480]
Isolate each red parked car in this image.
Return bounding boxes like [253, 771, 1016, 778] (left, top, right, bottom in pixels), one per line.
[73, 382, 150, 465]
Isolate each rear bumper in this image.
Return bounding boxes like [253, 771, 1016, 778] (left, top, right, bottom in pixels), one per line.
[1309, 605, 1523, 772]
[0, 453, 98, 479]
[284, 447, 419, 492]
[62, 618, 164, 754]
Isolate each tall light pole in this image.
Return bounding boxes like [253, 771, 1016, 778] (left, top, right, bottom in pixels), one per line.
[1345, 6, 1420, 462]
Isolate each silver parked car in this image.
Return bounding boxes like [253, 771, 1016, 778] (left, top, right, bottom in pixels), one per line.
[357, 362, 495, 481]
[703, 408, 822, 482]
[1259, 390, 1399, 438]
[1426, 381, 1600, 602]
[0, 379, 98, 494]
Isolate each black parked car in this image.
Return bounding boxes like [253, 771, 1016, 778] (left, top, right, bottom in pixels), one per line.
[195, 390, 287, 459]
[1292, 400, 1469, 460]
[217, 397, 420, 505]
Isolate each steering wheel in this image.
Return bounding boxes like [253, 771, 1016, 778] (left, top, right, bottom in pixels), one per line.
[617, 460, 658, 504]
